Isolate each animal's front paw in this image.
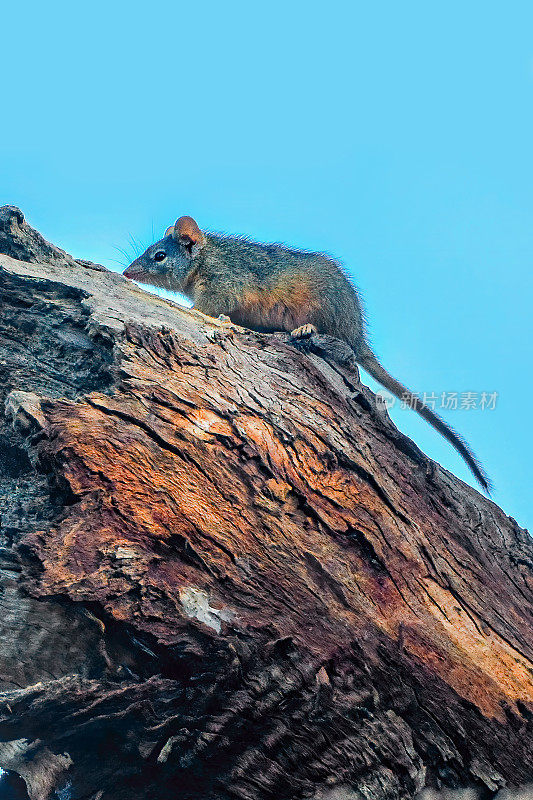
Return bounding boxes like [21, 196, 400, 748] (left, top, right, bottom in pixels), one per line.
[217, 314, 232, 323]
[290, 323, 318, 340]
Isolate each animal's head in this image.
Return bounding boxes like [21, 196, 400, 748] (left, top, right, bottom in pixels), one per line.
[123, 216, 205, 292]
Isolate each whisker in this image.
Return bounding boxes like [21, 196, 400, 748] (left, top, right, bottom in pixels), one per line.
[114, 245, 134, 263]
[128, 234, 145, 257]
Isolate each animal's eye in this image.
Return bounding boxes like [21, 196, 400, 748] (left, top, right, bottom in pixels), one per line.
[153, 251, 166, 262]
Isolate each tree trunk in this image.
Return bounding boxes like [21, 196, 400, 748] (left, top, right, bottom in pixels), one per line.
[0, 206, 531, 800]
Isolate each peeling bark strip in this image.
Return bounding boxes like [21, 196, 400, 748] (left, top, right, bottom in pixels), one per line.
[0, 207, 532, 800]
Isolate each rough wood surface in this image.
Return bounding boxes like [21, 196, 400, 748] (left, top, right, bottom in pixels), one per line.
[0, 206, 531, 800]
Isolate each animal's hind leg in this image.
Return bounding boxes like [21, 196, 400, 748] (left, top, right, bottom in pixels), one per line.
[290, 323, 318, 340]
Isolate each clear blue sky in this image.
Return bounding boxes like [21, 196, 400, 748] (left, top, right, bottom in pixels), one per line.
[2, 1, 532, 530]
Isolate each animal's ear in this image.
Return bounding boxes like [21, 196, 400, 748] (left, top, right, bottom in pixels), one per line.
[172, 216, 204, 250]
[164, 225, 175, 237]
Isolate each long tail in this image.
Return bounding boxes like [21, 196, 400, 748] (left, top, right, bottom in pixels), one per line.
[358, 349, 491, 492]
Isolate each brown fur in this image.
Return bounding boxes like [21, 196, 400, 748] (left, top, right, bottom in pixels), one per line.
[231, 276, 321, 332]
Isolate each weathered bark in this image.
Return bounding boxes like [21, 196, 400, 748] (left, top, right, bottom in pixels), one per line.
[0, 206, 531, 800]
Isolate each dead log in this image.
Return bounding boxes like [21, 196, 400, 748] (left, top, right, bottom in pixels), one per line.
[0, 206, 531, 800]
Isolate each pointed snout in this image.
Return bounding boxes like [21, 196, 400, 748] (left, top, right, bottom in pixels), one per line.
[123, 261, 143, 280]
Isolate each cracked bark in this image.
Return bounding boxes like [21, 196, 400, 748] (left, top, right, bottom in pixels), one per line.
[0, 206, 531, 800]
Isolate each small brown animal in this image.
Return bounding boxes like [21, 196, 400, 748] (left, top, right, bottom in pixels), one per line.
[124, 216, 490, 491]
